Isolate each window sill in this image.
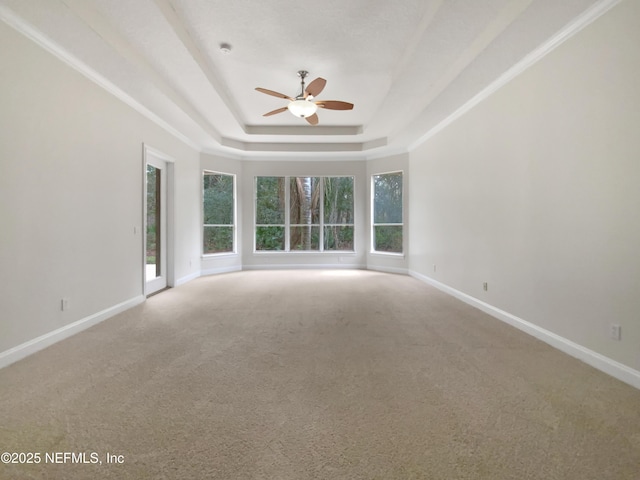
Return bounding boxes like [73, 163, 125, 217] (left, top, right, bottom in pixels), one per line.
[253, 250, 357, 255]
[202, 252, 238, 258]
[369, 251, 405, 258]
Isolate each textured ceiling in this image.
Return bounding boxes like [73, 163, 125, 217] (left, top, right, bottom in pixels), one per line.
[0, 0, 609, 159]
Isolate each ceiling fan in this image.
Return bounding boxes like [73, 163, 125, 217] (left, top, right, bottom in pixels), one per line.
[255, 70, 354, 125]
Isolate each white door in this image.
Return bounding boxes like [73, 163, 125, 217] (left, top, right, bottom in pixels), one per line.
[145, 155, 167, 295]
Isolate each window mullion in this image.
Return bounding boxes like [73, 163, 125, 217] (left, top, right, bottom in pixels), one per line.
[285, 176, 290, 252]
[319, 177, 324, 252]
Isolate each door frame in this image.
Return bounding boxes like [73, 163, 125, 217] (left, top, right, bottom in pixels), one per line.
[142, 144, 175, 295]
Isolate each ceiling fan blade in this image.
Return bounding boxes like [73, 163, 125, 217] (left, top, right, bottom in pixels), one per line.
[305, 77, 326, 98]
[255, 87, 293, 101]
[263, 106, 288, 117]
[305, 113, 319, 126]
[316, 100, 354, 110]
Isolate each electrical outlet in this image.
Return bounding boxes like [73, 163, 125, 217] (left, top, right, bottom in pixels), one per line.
[483, 282, 488, 291]
[433, 264, 437, 273]
[609, 324, 621, 341]
[61, 298, 69, 311]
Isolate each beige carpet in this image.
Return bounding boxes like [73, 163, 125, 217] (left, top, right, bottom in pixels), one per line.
[1, 270, 639, 479]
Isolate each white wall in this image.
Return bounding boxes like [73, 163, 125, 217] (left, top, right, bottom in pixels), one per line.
[200, 153, 243, 275]
[0, 22, 200, 360]
[240, 160, 368, 270]
[408, 0, 640, 373]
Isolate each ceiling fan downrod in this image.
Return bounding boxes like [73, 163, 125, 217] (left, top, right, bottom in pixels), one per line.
[297, 70, 308, 99]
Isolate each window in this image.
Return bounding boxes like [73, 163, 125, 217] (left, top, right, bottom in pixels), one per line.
[255, 176, 354, 252]
[372, 171, 403, 254]
[255, 176, 285, 251]
[203, 172, 235, 254]
[323, 176, 354, 251]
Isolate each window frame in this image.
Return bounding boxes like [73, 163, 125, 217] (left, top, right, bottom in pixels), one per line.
[254, 175, 355, 253]
[202, 170, 237, 256]
[371, 170, 404, 255]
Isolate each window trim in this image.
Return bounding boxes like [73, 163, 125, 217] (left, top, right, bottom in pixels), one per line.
[254, 175, 356, 253]
[202, 170, 237, 256]
[371, 170, 404, 255]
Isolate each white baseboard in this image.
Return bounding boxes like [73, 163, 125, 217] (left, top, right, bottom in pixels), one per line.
[367, 265, 408, 275]
[409, 270, 640, 390]
[175, 271, 201, 286]
[0, 295, 145, 370]
[243, 264, 366, 271]
[200, 265, 242, 276]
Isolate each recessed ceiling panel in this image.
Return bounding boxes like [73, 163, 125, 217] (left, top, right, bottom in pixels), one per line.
[0, 0, 607, 158]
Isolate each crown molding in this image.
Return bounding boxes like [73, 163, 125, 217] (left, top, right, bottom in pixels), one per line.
[365, 146, 410, 161]
[408, 0, 623, 151]
[224, 141, 362, 153]
[0, 5, 202, 151]
[219, 136, 387, 153]
[244, 125, 363, 136]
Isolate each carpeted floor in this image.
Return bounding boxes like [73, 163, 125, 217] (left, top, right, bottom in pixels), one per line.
[1, 270, 639, 479]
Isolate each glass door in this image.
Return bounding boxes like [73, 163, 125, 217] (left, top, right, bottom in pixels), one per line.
[145, 157, 167, 295]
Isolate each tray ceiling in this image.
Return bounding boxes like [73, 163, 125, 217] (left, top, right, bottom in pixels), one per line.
[0, 0, 613, 159]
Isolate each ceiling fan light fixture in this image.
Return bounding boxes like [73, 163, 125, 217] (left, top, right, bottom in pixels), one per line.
[287, 99, 318, 118]
[256, 71, 352, 125]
